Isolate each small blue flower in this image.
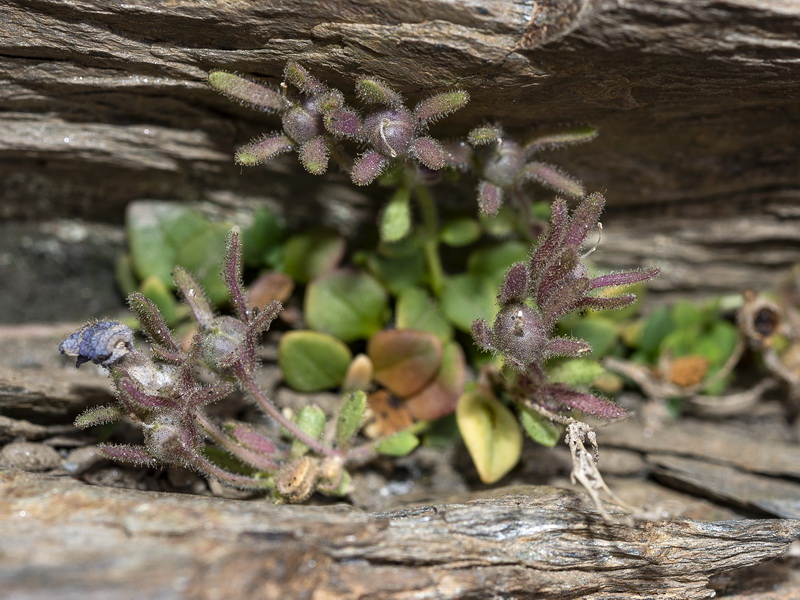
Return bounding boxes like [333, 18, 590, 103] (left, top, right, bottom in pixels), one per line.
[59, 320, 134, 367]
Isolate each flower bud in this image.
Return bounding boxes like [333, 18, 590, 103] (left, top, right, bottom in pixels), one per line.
[492, 304, 547, 369]
[480, 140, 525, 188]
[200, 316, 250, 374]
[364, 108, 414, 158]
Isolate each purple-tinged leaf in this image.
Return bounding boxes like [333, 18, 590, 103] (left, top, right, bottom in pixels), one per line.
[405, 341, 465, 421]
[498, 262, 529, 305]
[355, 76, 403, 106]
[98, 443, 158, 467]
[414, 90, 469, 127]
[535, 248, 579, 307]
[223, 228, 249, 322]
[324, 107, 362, 139]
[564, 192, 605, 247]
[318, 89, 345, 111]
[196, 416, 280, 471]
[477, 181, 503, 216]
[410, 136, 446, 170]
[368, 329, 443, 398]
[128, 292, 179, 353]
[540, 274, 591, 329]
[468, 126, 503, 147]
[117, 376, 174, 410]
[284, 61, 326, 95]
[298, 136, 330, 175]
[471, 318, 494, 352]
[588, 267, 661, 290]
[523, 126, 597, 157]
[173, 266, 214, 328]
[442, 140, 472, 170]
[548, 385, 627, 420]
[187, 381, 236, 408]
[235, 134, 294, 166]
[229, 423, 277, 455]
[351, 151, 388, 186]
[249, 300, 283, 337]
[151, 344, 185, 364]
[207, 71, 284, 112]
[576, 294, 638, 312]
[545, 336, 592, 357]
[530, 198, 568, 281]
[522, 161, 585, 198]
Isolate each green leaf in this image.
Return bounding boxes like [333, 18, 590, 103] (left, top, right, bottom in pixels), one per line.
[115, 254, 138, 297]
[670, 300, 704, 329]
[478, 205, 518, 237]
[518, 406, 561, 447]
[368, 329, 443, 398]
[422, 414, 460, 448]
[74, 405, 125, 429]
[282, 231, 345, 284]
[291, 405, 327, 457]
[696, 321, 739, 394]
[174, 221, 230, 305]
[531, 201, 551, 221]
[375, 430, 420, 457]
[467, 241, 529, 288]
[456, 390, 522, 484]
[140, 275, 180, 326]
[278, 330, 353, 392]
[395, 287, 453, 341]
[336, 390, 367, 448]
[361, 248, 427, 295]
[661, 328, 700, 358]
[440, 217, 481, 247]
[567, 317, 618, 358]
[548, 358, 605, 388]
[380, 187, 411, 243]
[637, 306, 674, 357]
[127, 202, 192, 284]
[706, 321, 739, 364]
[440, 273, 498, 333]
[126, 202, 232, 306]
[242, 207, 285, 268]
[305, 270, 389, 342]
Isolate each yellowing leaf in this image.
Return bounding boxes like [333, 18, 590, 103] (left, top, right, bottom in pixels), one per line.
[456, 390, 522, 484]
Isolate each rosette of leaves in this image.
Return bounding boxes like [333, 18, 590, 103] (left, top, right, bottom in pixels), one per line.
[461, 192, 660, 483]
[208, 62, 361, 174]
[468, 125, 597, 217]
[350, 76, 469, 185]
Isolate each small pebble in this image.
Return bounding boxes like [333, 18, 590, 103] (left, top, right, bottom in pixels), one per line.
[82, 466, 145, 490]
[0, 442, 62, 471]
[62, 445, 107, 475]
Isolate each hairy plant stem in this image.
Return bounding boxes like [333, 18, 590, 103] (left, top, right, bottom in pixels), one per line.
[234, 363, 341, 459]
[232, 361, 396, 469]
[413, 184, 444, 298]
[196, 412, 280, 471]
[194, 451, 270, 489]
